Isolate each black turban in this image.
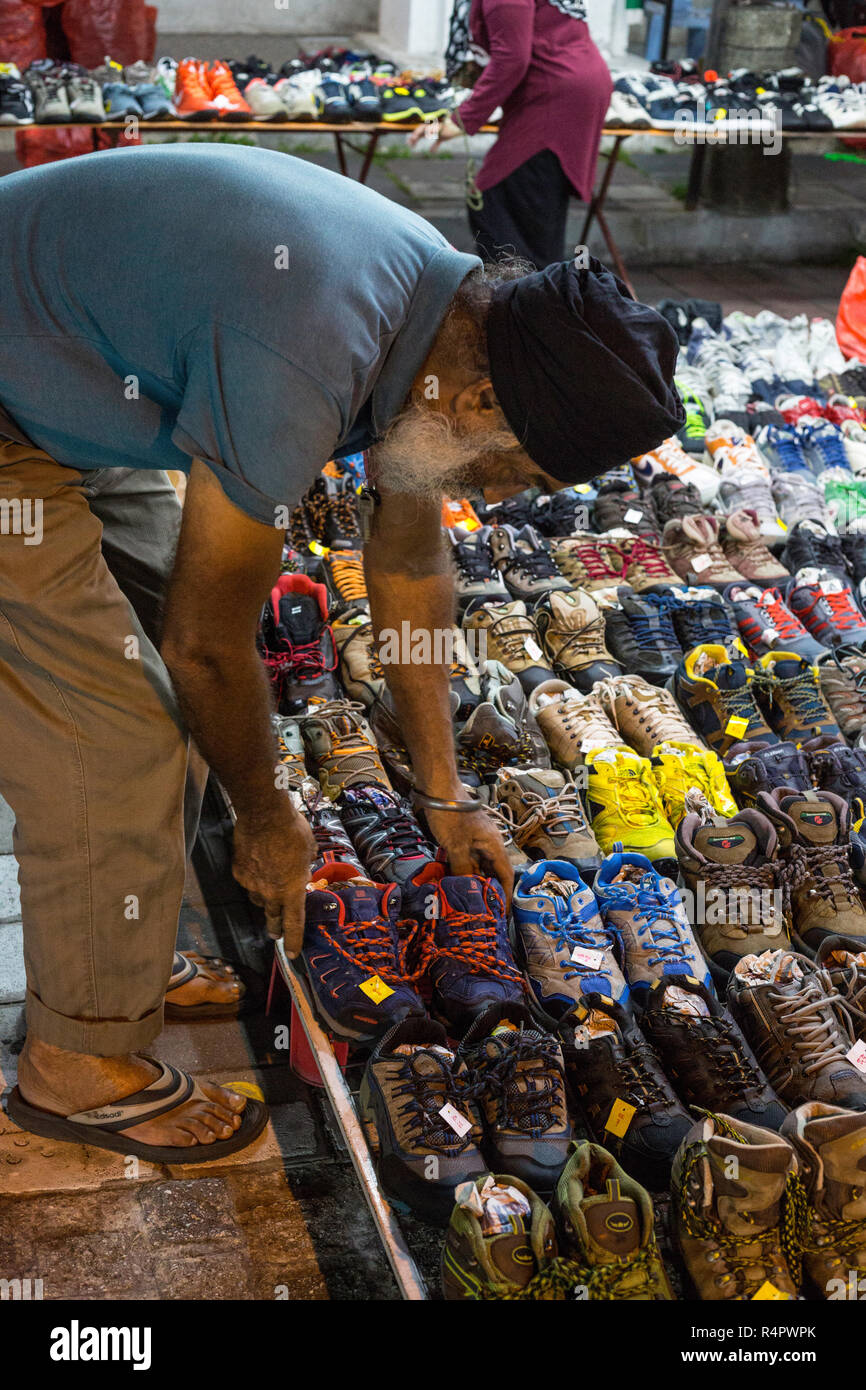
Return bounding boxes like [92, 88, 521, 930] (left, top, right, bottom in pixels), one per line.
[486, 256, 685, 484]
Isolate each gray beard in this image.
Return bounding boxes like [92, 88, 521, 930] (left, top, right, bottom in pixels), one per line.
[370, 404, 521, 501]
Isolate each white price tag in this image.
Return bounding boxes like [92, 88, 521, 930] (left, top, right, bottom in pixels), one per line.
[761, 627, 779, 643]
[847, 1040, 866, 1073]
[691, 554, 713, 573]
[624, 509, 644, 524]
[438, 1103, 473, 1137]
[820, 580, 838, 595]
[525, 638, 544, 661]
[571, 946, 604, 970]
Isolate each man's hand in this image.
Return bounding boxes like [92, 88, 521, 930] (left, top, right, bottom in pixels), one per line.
[423, 804, 515, 907]
[407, 114, 463, 152]
[232, 803, 316, 957]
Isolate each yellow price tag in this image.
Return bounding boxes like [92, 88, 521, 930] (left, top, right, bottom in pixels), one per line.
[725, 716, 749, 738]
[224, 1082, 265, 1102]
[359, 974, 394, 1005]
[604, 1098, 637, 1138]
[752, 1280, 791, 1301]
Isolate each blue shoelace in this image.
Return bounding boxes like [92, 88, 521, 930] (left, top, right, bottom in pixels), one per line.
[536, 902, 616, 985]
[602, 875, 696, 970]
[766, 426, 811, 473]
[629, 592, 681, 656]
[802, 422, 850, 475]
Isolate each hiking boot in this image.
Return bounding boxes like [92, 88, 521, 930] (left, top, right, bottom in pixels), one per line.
[816, 936, 866, 1042]
[367, 691, 415, 795]
[457, 662, 550, 782]
[786, 567, 866, 649]
[675, 809, 788, 975]
[668, 586, 740, 653]
[592, 481, 655, 536]
[648, 474, 703, 528]
[302, 698, 392, 796]
[337, 785, 434, 887]
[534, 589, 622, 692]
[724, 583, 827, 662]
[463, 600, 554, 694]
[650, 741, 738, 827]
[603, 588, 683, 684]
[729, 949, 866, 1111]
[512, 859, 628, 1016]
[671, 644, 778, 755]
[559, 997, 692, 1191]
[552, 533, 626, 592]
[670, 1112, 800, 1300]
[406, 866, 523, 1029]
[320, 548, 367, 614]
[332, 608, 384, 707]
[816, 645, 866, 740]
[488, 524, 571, 604]
[272, 713, 308, 793]
[553, 1141, 674, 1299]
[585, 748, 677, 866]
[595, 673, 701, 757]
[441, 1173, 559, 1300]
[757, 651, 841, 743]
[618, 534, 682, 592]
[492, 767, 602, 878]
[531, 488, 591, 538]
[528, 682, 623, 772]
[594, 850, 713, 999]
[359, 1015, 485, 1224]
[663, 514, 746, 589]
[448, 528, 510, 616]
[643, 975, 787, 1131]
[301, 878, 424, 1041]
[803, 736, 866, 822]
[720, 509, 789, 584]
[460, 1003, 573, 1192]
[447, 626, 483, 721]
[724, 740, 811, 807]
[259, 573, 339, 712]
[303, 475, 361, 549]
[756, 788, 866, 952]
[781, 1102, 866, 1299]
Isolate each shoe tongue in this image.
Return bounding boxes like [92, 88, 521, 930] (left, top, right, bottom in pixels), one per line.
[393, 1042, 457, 1075]
[707, 1132, 792, 1234]
[583, 1180, 642, 1258]
[278, 592, 319, 642]
[779, 793, 840, 844]
[714, 659, 749, 690]
[438, 874, 490, 918]
[768, 657, 804, 680]
[800, 1109, 866, 1220]
[693, 821, 759, 864]
[519, 769, 565, 798]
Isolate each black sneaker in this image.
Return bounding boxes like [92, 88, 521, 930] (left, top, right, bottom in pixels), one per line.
[489, 524, 571, 605]
[559, 995, 692, 1192]
[841, 531, 866, 586]
[648, 476, 702, 529]
[448, 528, 510, 617]
[641, 974, 788, 1132]
[604, 587, 683, 683]
[338, 785, 435, 887]
[288, 502, 316, 553]
[592, 481, 654, 536]
[304, 476, 361, 549]
[782, 520, 850, 581]
[0, 75, 34, 124]
[531, 488, 590, 539]
[724, 739, 812, 807]
[302, 783, 365, 878]
[474, 493, 535, 530]
[459, 1003, 573, 1194]
[668, 587, 740, 652]
[259, 572, 340, 712]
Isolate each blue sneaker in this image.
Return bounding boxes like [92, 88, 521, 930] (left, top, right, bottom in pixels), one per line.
[800, 419, 851, 477]
[301, 877, 424, 1041]
[512, 860, 628, 1019]
[755, 423, 813, 474]
[593, 851, 714, 1003]
[410, 866, 524, 1030]
[102, 81, 143, 119]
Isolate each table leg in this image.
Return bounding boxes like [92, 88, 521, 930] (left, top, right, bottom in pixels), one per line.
[579, 135, 635, 295]
[356, 131, 380, 185]
[333, 131, 348, 178]
[685, 141, 706, 211]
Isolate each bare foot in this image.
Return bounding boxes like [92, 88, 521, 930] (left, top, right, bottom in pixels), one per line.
[167, 952, 243, 1009]
[19, 1038, 247, 1149]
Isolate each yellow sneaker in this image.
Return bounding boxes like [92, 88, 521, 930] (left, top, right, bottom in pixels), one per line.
[650, 739, 738, 828]
[584, 746, 676, 863]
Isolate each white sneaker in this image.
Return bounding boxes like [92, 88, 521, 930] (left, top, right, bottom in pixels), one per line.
[243, 77, 285, 121]
[606, 88, 650, 128]
[808, 316, 848, 377]
[704, 420, 770, 478]
[631, 436, 720, 503]
[274, 73, 321, 119]
[840, 418, 866, 475]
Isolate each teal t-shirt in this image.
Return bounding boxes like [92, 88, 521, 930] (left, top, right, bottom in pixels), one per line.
[0, 143, 479, 522]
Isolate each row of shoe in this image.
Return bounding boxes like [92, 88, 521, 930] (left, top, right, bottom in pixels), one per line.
[607, 63, 866, 133]
[0, 50, 455, 126]
[442, 1097, 866, 1302]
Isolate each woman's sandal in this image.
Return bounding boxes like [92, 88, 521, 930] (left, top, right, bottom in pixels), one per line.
[164, 950, 249, 1020]
[4, 1058, 268, 1164]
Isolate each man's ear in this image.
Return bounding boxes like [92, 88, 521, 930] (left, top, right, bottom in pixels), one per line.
[450, 376, 497, 419]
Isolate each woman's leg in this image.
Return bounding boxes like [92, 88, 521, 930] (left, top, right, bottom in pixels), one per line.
[468, 149, 573, 271]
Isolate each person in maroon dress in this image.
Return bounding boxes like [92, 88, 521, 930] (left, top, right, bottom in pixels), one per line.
[412, 0, 612, 270]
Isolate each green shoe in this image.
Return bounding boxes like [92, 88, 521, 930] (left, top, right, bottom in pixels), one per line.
[442, 1173, 570, 1300]
[823, 471, 866, 531]
[553, 1140, 675, 1300]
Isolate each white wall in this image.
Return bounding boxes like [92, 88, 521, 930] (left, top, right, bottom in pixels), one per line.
[156, 0, 379, 35]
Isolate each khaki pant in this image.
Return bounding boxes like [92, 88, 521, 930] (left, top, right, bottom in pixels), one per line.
[0, 439, 201, 1054]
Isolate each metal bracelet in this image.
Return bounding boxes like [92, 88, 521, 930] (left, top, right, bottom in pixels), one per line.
[411, 789, 483, 813]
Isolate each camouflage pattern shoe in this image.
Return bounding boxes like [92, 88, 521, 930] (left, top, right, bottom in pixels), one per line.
[441, 1173, 561, 1299]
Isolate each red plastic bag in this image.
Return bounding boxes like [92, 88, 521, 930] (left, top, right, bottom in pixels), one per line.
[0, 0, 46, 70]
[15, 125, 141, 169]
[61, 0, 154, 69]
[829, 26, 866, 83]
[837, 256, 866, 363]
